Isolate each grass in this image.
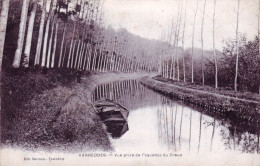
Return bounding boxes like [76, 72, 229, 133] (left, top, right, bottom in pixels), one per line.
[153, 75, 260, 102]
[1, 67, 112, 152]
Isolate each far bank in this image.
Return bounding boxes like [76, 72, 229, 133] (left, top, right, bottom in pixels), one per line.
[141, 76, 260, 131]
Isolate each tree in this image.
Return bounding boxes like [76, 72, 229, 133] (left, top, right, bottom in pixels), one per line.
[24, 1, 38, 67]
[213, 0, 218, 89]
[0, 0, 10, 141]
[191, 0, 199, 83]
[222, 35, 259, 92]
[181, 0, 187, 82]
[0, 0, 10, 71]
[41, 0, 55, 67]
[35, 0, 47, 65]
[46, 15, 56, 68]
[201, 0, 207, 86]
[258, 0, 260, 94]
[12, 0, 30, 68]
[175, 0, 183, 81]
[51, 20, 59, 68]
[234, 0, 240, 91]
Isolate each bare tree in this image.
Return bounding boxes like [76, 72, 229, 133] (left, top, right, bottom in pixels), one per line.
[176, 0, 183, 81]
[0, 0, 10, 71]
[181, 0, 188, 82]
[41, 0, 55, 67]
[35, 0, 47, 65]
[213, 0, 218, 89]
[24, 1, 38, 67]
[51, 20, 59, 68]
[46, 15, 57, 68]
[67, 21, 76, 68]
[58, 0, 69, 68]
[201, 0, 207, 86]
[0, 0, 10, 135]
[234, 0, 240, 91]
[258, 0, 260, 94]
[12, 0, 30, 68]
[191, 0, 199, 83]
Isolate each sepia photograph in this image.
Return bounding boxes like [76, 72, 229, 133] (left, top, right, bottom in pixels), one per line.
[0, 0, 259, 165]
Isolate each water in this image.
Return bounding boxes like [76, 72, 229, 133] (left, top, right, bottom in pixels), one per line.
[92, 80, 260, 154]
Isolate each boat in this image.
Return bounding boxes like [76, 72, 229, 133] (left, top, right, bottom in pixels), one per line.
[93, 98, 129, 138]
[94, 98, 129, 122]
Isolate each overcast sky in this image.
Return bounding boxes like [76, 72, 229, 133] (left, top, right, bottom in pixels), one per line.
[103, 0, 258, 51]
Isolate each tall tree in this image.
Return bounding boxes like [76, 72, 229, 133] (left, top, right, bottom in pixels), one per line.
[0, 0, 10, 71]
[24, 1, 38, 67]
[0, 0, 10, 145]
[213, 0, 218, 89]
[12, 0, 30, 68]
[201, 0, 207, 86]
[41, 0, 55, 67]
[258, 0, 260, 94]
[67, 20, 76, 68]
[35, 0, 47, 65]
[234, 0, 240, 91]
[191, 0, 199, 83]
[176, 0, 183, 81]
[46, 15, 56, 68]
[51, 20, 58, 68]
[182, 0, 187, 82]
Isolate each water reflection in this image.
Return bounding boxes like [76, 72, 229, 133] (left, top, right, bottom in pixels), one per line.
[92, 80, 260, 154]
[104, 121, 129, 139]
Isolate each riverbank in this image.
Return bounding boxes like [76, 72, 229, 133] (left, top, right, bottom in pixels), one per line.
[1, 68, 149, 152]
[141, 76, 260, 131]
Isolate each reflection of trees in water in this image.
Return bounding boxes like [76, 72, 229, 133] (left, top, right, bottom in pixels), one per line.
[93, 81, 259, 154]
[92, 80, 161, 110]
[157, 96, 259, 154]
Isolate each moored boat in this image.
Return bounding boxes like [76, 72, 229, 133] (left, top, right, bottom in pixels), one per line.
[94, 98, 129, 122]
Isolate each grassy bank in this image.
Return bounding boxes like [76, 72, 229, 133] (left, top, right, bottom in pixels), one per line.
[1, 68, 149, 152]
[153, 76, 260, 102]
[1, 68, 112, 152]
[141, 76, 260, 132]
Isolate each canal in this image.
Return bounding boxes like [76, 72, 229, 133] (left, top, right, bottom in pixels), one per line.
[92, 80, 259, 154]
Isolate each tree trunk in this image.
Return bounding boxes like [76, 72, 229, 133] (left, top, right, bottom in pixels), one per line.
[41, 0, 54, 67]
[62, 40, 68, 67]
[12, 0, 30, 68]
[70, 39, 77, 68]
[176, 0, 183, 81]
[0, 0, 10, 145]
[78, 43, 86, 69]
[58, 23, 66, 67]
[182, 0, 187, 82]
[67, 22, 76, 68]
[234, 0, 240, 91]
[213, 0, 218, 89]
[46, 16, 56, 68]
[74, 40, 81, 68]
[201, 0, 207, 86]
[35, 0, 46, 65]
[23, 2, 37, 67]
[258, 0, 260, 94]
[191, 0, 199, 83]
[0, 0, 10, 71]
[51, 21, 58, 68]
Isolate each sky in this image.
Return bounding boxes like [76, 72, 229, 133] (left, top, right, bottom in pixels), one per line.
[103, 0, 259, 51]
